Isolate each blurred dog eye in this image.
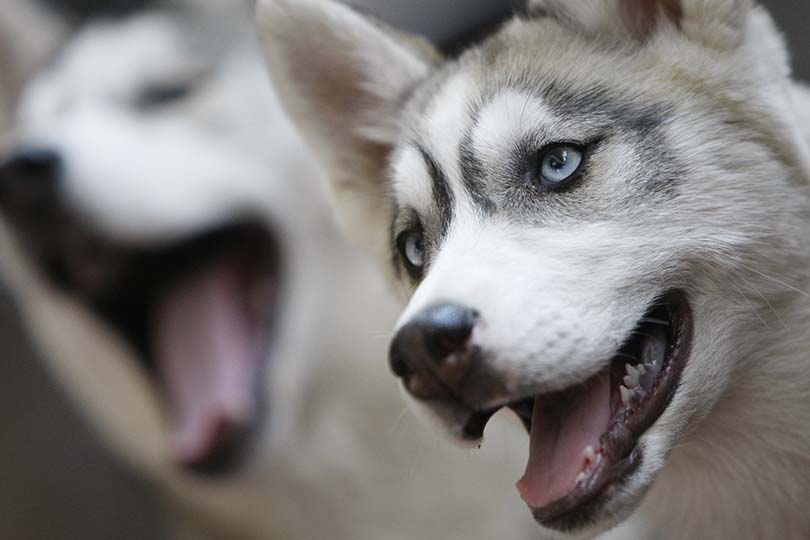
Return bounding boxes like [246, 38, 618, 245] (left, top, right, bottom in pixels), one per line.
[533, 144, 585, 190]
[137, 82, 193, 109]
[398, 231, 425, 277]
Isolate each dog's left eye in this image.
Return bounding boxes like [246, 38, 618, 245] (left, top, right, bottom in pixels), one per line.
[397, 231, 425, 278]
[532, 144, 585, 190]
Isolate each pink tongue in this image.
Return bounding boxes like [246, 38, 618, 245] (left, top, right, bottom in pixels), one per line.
[153, 259, 261, 467]
[516, 372, 612, 509]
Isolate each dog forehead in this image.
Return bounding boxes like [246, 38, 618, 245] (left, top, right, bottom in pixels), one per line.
[60, 17, 189, 89]
[397, 72, 475, 187]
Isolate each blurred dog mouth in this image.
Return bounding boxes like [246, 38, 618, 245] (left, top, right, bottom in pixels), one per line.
[42, 221, 280, 475]
[465, 291, 693, 531]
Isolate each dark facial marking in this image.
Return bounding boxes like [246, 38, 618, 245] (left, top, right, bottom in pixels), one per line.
[537, 81, 667, 135]
[459, 132, 497, 215]
[416, 144, 455, 238]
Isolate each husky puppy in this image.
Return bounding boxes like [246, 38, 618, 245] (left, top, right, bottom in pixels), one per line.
[259, 0, 810, 538]
[0, 1, 536, 539]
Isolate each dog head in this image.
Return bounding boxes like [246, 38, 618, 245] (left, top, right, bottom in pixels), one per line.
[259, 0, 810, 535]
[0, 0, 342, 484]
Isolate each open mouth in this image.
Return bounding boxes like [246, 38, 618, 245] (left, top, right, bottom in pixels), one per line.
[467, 290, 692, 530]
[44, 221, 280, 475]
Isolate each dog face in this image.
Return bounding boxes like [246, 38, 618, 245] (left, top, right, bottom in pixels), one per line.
[0, 1, 340, 482]
[260, 0, 810, 535]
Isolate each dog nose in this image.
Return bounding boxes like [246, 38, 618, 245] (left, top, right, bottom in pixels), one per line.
[0, 147, 62, 208]
[389, 303, 478, 401]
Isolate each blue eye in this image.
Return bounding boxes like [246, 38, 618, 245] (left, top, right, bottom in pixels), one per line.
[536, 144, 584, 189]
[398, 231, 425, 276]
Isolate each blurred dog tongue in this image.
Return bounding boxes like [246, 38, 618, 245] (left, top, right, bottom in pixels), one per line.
[517, 372, 611, 509]
[153, 259, 260, 467]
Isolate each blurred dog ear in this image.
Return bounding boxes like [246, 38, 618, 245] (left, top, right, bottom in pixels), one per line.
[257, 0, 440, 259]
[528, 0, 750, 49]
[0, 0, 68, 130]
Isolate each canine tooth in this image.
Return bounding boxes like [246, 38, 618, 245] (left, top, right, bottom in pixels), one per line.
[620, 385, 632, 405]
[576, 472, 588, 485]
[636, 364, 647, 375]
[585, 446, 597, 463]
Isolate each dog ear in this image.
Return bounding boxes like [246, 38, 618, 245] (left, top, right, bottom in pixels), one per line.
[528, 0, 750, 49]
[257, 0, 440, 258]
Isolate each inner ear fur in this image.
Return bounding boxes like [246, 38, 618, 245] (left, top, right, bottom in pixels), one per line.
[257, 0, 440, 259]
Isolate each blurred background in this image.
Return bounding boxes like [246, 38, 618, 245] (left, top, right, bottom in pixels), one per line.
[0, 1, 807, 539]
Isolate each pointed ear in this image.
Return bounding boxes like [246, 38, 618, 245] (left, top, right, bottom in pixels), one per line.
[529, 0, 749, 49]
[256, 0, 440, 258]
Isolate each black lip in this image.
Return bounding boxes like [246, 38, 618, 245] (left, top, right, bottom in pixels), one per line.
[527, 290, 694, 529]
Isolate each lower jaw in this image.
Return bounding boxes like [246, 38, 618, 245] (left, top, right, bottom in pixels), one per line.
[530, 446, 642, 531]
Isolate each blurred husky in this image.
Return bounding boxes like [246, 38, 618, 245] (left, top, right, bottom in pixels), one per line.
[0, 1, 534, 539]
[259, 0, 810, 538]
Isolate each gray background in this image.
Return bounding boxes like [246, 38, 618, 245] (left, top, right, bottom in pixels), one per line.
[0, 2, 806, 539]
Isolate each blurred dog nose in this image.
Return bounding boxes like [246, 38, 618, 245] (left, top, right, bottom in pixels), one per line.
[0, 147, 62, 208]
[389, 303, 478, 401]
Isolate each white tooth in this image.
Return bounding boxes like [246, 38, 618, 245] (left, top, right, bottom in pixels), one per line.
[624, 373, 639, 388]
[576, 472, 588, 485]
[585, 446, 597, 463]
[637, 364, 647, 375]
[626, 363, 639, 377]
[620, 385, 632, 405]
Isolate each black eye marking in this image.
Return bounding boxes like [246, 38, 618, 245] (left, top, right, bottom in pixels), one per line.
[416, 145, 454, 238]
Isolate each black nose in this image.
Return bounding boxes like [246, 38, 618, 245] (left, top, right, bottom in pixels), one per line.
[0, 147, 62, 209]
[389, 303, 478, 401]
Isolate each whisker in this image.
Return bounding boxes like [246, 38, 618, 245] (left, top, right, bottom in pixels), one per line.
[736, 261, 809, 297]
[729, 279, 768, 329]
[733, 270, 791, 333]
[388, 406, 410, 435]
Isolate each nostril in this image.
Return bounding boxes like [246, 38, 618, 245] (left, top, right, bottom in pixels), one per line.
[389, 348, 412, 378]
[1, 148, 62, 178]
[420, 304, 478, 362]
[0, 147, 62, 206]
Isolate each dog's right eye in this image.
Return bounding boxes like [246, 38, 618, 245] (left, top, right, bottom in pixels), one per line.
[137, 81, 194, 109]
[397, 231, 425, 278]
